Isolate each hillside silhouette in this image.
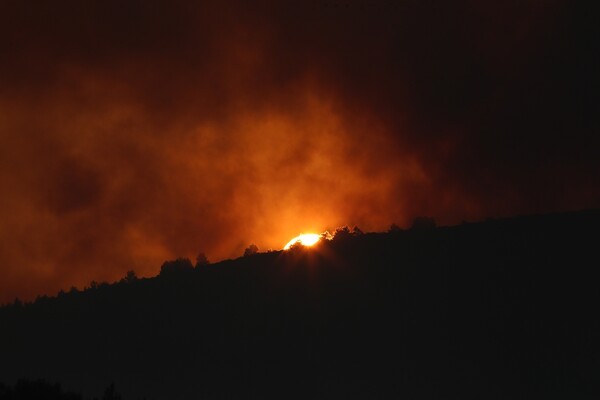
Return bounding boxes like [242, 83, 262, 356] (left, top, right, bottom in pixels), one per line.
[1, 210, 599, 399]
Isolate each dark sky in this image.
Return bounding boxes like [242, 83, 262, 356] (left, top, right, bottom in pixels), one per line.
[1, 0, 598, 302]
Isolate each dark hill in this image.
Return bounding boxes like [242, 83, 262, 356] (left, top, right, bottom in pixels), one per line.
[1, 210, 599, 399]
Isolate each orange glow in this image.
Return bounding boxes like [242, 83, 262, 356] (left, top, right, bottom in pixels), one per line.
[284, 233, 321, 250]
[1, 0, 593, 305]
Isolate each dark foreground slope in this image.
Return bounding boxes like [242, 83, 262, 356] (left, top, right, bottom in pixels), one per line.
[1, 211, 599, 399]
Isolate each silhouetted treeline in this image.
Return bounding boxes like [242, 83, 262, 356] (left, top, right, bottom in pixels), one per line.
[1, 210, 599, 399]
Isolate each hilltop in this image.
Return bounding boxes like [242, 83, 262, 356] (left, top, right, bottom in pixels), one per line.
[1, 210, 599, 399]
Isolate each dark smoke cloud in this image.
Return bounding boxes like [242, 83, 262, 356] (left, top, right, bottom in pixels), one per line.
[1, 0, 598, 302]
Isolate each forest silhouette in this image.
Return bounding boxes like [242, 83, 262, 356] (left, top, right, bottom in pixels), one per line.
[1, 210, 599, 399]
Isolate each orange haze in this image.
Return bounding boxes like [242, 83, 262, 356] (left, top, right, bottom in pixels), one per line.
[0, 1, 598, 302]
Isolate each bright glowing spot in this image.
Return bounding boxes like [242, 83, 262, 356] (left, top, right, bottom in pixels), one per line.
[284, 233, 321, 250]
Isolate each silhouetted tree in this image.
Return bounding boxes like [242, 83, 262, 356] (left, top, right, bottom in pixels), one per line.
[332, 226, 352, 241]
[331, 226, 364, 241]
[288, 240, 306, 251]
[34, 294, 49, 305]
[244, 244, 259, 257]
[159, 258, 194, 276]
[195, 252, 210, 268]
[12, 297, 23, 309]
[121, 270, 138, 284]
[389, 223, 402, 232]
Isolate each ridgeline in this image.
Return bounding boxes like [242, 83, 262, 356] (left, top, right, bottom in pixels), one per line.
[1, 210, 599, 399]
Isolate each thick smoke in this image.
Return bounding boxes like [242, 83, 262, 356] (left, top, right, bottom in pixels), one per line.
[0, 0, 598, 302]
